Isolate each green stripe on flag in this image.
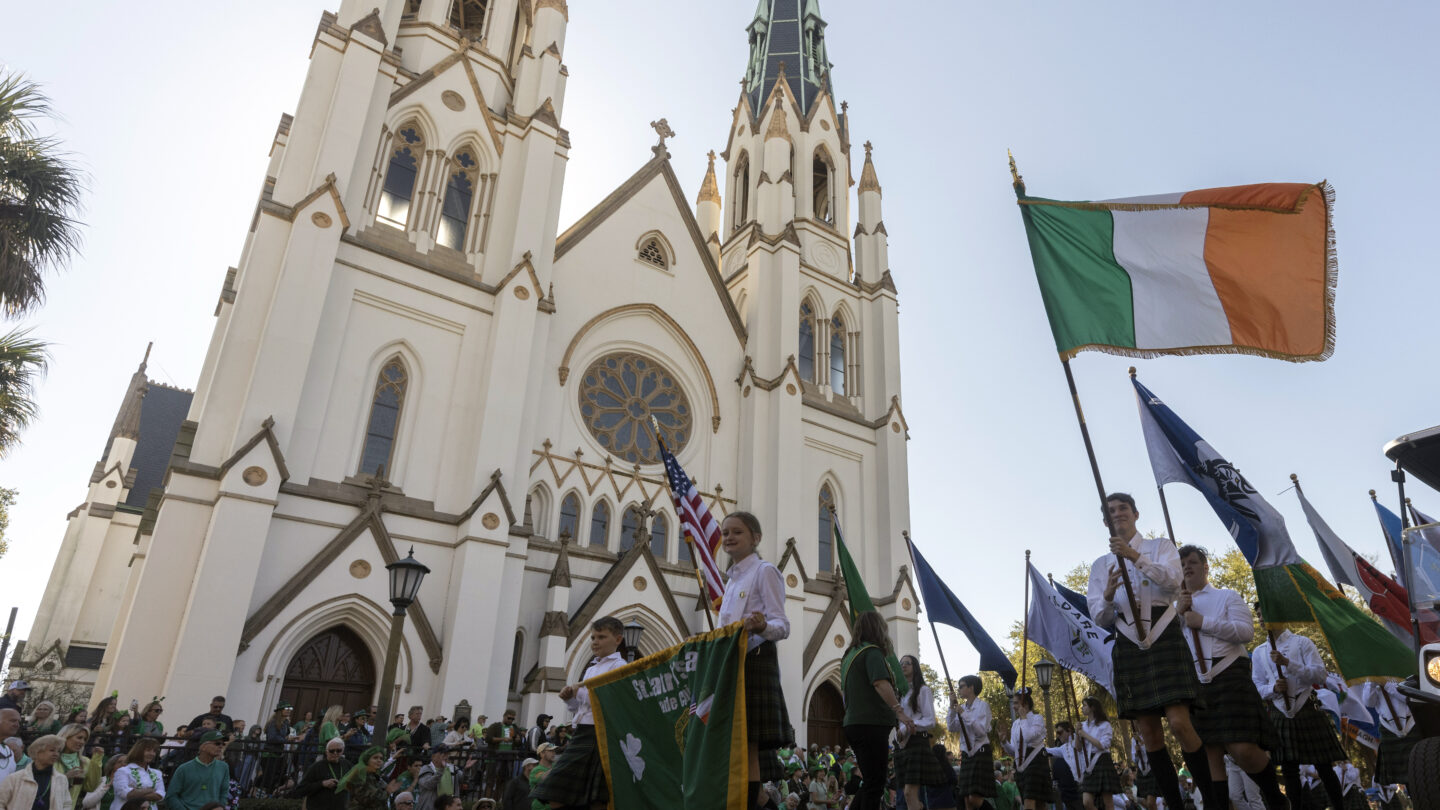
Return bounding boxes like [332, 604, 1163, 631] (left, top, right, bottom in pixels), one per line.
[1254, 563, 1415, 683]
[1019, 198, 1136, 356]
[835, 524, 907, 694]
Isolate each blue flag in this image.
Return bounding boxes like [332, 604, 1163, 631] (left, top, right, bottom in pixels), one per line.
[907, 538, 1017, 688]
[1374, 497, 1440, 603]
[1055, 580, 1092, 620]
[1373, 498, 1408, 582]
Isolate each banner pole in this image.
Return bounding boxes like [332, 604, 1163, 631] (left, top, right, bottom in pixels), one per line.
[1064, 357, 1145, 639]
[1021, 549, 1031, 692]
[1154, 478, 1210, 680]
[652, 417, 717, 632]
[905, 533, 961, 721]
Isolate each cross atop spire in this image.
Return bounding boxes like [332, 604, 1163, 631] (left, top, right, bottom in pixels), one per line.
[743, 0, 833, 115]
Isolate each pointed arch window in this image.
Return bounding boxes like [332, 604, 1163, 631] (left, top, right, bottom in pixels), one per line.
[378, 127, 424, 229]
[359, 358, 408, 477]
[638, 238, 667, 269]
[558, 493, 581, 542]
[818, 484, 836, 572]
[402, 0, 421, 20]
[677, 520, 692, 563]
[829, 314, 847, 395]
[813, 151, 834, 225]
[620, 505, 643, 552]
[798, 302, 817, 382]
[589, 501, 611, 548]
[733, 153, 751, 232]
[508, 630, 524, 692]
[527, 487, 552, 537]
[449, 0, 489, 38]
[650, 513, 669, 558]
[437, 150, 478, 252]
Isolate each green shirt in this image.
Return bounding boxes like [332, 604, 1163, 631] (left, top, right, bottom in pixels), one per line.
[994, 779, 1020, 810]
[841, 646, 896, 727]
[168, 758, 230, 810]
[529, 764, 551, 810]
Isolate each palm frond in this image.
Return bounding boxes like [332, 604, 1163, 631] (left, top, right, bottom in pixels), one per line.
[0, 327, 48, 457]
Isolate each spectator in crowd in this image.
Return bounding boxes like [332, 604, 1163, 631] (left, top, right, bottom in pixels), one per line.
[293, 712, 315, 739]
[364, 709, 378, 739]
[344, 711, 373, 761]
[0, 711, 20, 783]
[485, 712, 520, 755]
[528, 742, 557, 808]
[319, 707, 344, 750]
[105, 716, 133, 758]
[412, 746, 458, 810]
[56, 724, 94, 804]
[234, 726, 264, 795]
[523, 717, 549, 756]
[28, 703, 61, 741]
[0, 683, 29, 716]
[498, 760, 534, 810]
[132, 704, 162, 740]
[80, 755, 124, 810]
[260, 702, 292, 792]
[441, 720, 466, 750]
[436, 795, 462, 810]
[166, 732, 229, 810]
[63, 712, 85, 729]
[291, 739, 350, 810]
[402, 709, 430, 755]
[160, 727, 188, 766]
[186, 700, 232, 737]
[112, 739, 164, 810]
[426, 719, 447, 749]
[88, 700, 117, 740]
[336, 747, 390, 810]
[0, 734, 68, 810]
[391, 791, 414, 810]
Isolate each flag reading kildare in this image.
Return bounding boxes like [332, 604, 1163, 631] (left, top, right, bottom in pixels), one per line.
[1025, 562, 1114, 694]
[1017, 181, 1335, 361]
[588, 623, 749, 810]
[1131, 376, 1414, 682]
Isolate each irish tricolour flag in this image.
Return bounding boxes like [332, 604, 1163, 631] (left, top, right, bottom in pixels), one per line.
[1017, 182, 1335, 361]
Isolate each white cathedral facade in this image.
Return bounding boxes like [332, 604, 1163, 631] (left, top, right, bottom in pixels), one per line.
[18, 0, 918, 747]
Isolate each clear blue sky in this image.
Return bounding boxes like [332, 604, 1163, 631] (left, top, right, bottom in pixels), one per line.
[2, 1, 1439, 680]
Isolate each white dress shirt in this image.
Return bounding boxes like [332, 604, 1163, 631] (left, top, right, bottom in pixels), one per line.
[1130, 737, 1151, 776]
[1299, 764, 1319, 787]
[1181, 584, 1255, 680]
[1008, 713, 1045, 769]
[1362, 680, 1415, 737]
[1088, 534, 1183, 646]
[1077, 720, 1113, 775]
[898, 684, 936, 733]
[1334, 762, 1359, 793]
[1045, 738, 1083, 782]
[946, 698, 991, 756]
[567, 651, 626, 725]
[717, 553, 790, 652]
[1250, 630, 1328, 717]
[111, 765, 166, 810]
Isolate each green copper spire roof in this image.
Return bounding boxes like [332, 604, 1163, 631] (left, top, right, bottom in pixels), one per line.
[743, 0, 832, 115]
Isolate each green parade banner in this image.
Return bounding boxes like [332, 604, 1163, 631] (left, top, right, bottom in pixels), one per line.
[588, 622, 750, 810]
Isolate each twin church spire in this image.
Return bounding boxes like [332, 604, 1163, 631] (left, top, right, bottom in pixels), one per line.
[744, 0, 832, 115]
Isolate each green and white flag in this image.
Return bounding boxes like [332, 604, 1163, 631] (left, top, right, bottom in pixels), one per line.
[588, 623, 750, 810]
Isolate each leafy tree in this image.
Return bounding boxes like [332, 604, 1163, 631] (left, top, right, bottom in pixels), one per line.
[0, 330, 46, 456]
[0, 485, 13, 557]
[0, 70, 84, 315]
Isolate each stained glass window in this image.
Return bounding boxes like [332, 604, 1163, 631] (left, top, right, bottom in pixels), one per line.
[579, 353, 692, 465]
[621, 505, 642, 551]
[818, 484, 835, 572]
[378, 127, 423, 228]
[558, 493, 580, 542]
[830, 315, 846, 395]
[359, 358, 408, 477]
[799, 303, 816, 382]
[589, 501, 610, 547]
[437, 152, 476, 252]
[651, 513, 669, 558]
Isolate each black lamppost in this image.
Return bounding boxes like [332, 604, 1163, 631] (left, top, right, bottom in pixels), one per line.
[375, 547, 430, 734]
[1033, 659, 1056, 742]
[622, 621, 645, 663]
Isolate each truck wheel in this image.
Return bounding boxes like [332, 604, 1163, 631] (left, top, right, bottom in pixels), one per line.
[1411, 736, 1440, 810]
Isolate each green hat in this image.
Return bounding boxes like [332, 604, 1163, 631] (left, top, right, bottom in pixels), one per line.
[352, 708, 369, 719]
[385, 728, 411, 747]
[198, 730, 226, 744]
[275, 701, 293, 712]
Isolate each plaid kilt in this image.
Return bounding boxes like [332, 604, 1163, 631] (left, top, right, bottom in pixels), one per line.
[1342, 788, 1369, 810]
[529, 724, 607, 806]
[1268, 699, 1345, 766]
[1080, 753, 1123, 795]
[1300, 784, 1329, 810]
[1016, 754, 1054, 802]
[756, 748, 785, 783]
[956, 744, 997, 797]
[1112, 614, 1203, 718]
[1135, 768, 1159, 798]
[746, 641, 794, 748]
[896, 733, 949, 787]
[1376, 728, 1421, 786]
[1192, 658, 1273, 748]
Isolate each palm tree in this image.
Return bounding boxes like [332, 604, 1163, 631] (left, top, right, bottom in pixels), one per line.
[0, 69, 84, 315]
[0, 328, 47, 457]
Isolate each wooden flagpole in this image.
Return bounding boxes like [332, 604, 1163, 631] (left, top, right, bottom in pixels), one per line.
[652, 417, 716, 631]
[1021, 549, 1031, 692]
[1013, 155, 1144, 642]
[905, 530, 965, 744]
[1149, 461, 1210, 680]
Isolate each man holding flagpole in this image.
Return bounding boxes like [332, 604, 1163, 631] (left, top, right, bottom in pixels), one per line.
[1085, 492, 1209, 810]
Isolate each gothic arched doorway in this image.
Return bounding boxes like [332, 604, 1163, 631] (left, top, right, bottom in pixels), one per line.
[279, 625, 376, 721]
[807, 681, 844, 749]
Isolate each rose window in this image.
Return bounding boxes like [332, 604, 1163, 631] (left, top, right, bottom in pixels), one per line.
[579, 353, 692, 464]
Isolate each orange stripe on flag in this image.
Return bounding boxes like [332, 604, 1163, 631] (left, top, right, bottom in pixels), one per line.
[1179, 182, 1316, 212]
[1200, 187, 1329, 358]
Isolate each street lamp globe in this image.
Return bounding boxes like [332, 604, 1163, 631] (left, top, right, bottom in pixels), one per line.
[387, 546, 431, 612]
[1033, 659, 1055, 690]
[622, 621, 645, 661]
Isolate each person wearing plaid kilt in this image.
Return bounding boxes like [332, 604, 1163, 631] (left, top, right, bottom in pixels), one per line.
[1075, 697, 1121, 808]
[1251, 603, 1347, 809]
[716, 512, 793, 810]
[1127, 733, 1156, 810]
[1334, 760, 1366, 810]
[946, 675, 996, 808]
[529, 616, 626, 810]
[1086, 494, 1209, 810]
[1175, 545, 1287, 810]
[1004, 691, 1051, 808]
[1363, 680, 1420, 790]
[1296, 765, 1328, 810]
[894, 655, 950, 810]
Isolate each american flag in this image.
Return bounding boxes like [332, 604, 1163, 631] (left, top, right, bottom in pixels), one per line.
[660, 445, 725, 609]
